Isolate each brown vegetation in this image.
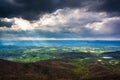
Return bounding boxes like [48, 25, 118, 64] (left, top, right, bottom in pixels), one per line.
[0, 59, 120, 80]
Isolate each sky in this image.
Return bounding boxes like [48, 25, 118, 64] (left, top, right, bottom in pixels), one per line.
[0, 0, 120, 40]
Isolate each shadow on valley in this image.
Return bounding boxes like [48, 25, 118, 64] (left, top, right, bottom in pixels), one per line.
[0, 51, 120, 80]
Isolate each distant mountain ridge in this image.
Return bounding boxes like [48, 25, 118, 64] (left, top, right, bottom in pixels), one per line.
[0, 40, 120, 47]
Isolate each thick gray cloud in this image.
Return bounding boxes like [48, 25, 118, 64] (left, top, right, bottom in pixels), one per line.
[0, 0, 120, 21]
[0, 8, 120, 40]
[0, 0, 120, 40]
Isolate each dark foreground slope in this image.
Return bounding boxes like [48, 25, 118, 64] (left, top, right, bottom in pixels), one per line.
[0, 58, 120, 80]
[0, 59, 77, 80]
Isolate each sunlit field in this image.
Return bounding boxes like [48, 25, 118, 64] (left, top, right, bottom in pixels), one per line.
[0, 40, 120, 80]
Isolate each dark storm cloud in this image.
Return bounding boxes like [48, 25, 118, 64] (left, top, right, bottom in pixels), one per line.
[0, 0, 56, 20]
[87, 0, 120, 16]
[0, 0, 120, 20]
[0, 0, 81, 20]
[100, 0, 120, 13]
[0, 20, 13, 28]
[0, 0, 82, 20]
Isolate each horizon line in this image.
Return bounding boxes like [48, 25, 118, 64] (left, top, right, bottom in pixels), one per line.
[1, 38, 120, 41]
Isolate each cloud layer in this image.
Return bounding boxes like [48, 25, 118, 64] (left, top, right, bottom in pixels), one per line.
[0, 0, 120, 20]
[0, 8, 120, 40]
